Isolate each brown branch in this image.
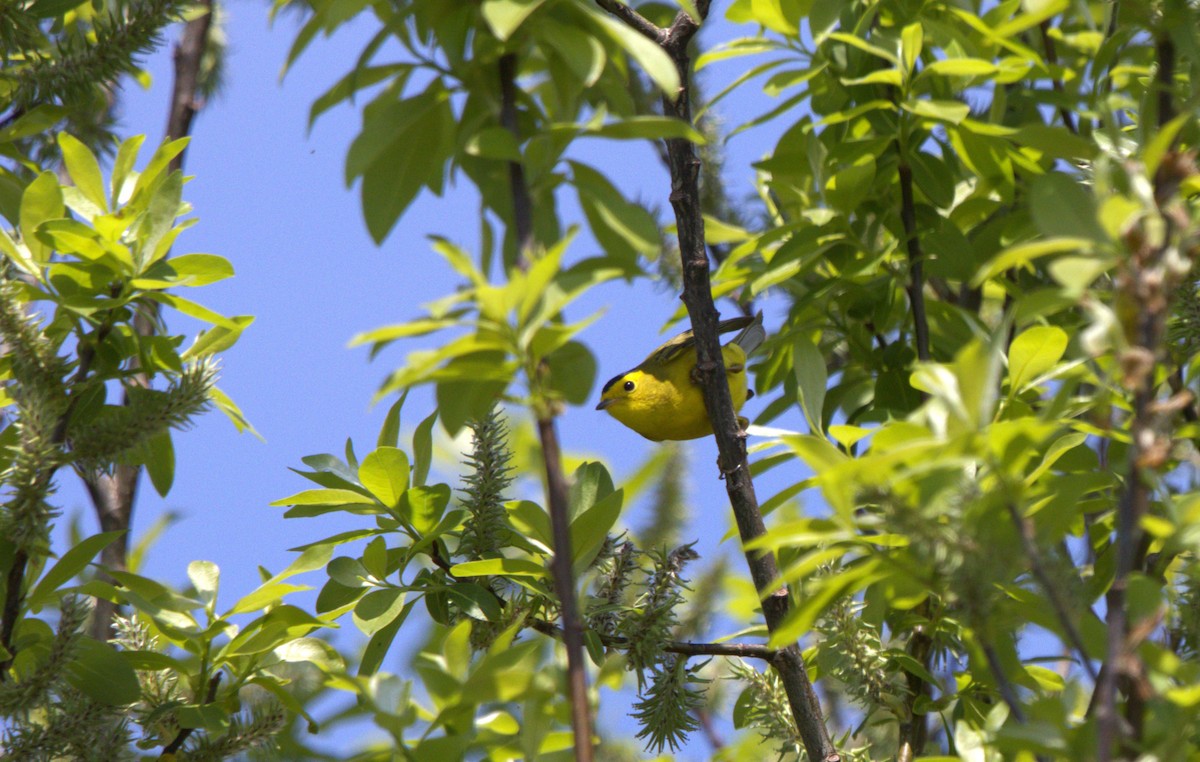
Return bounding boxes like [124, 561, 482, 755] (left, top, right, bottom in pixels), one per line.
[596, 4, 838, 759]
[1097, 29, 1189, 760]
[897, 158, 930, 362]
[981, 641, 1027, 723]
[1007, 503, 1099, 682]
[896, 621, 932, 761]
[593, 0, 663, 41]
[499, 53, 594, 761]
[1037, 21, 1077, 135]
[530, 617, 778, 661]
[894, 144, 933, 759]
[85, 2, 214, 642]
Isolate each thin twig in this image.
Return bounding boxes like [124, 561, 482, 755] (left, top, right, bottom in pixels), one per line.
[1037, 20, 1077, 135]
[593, 0, 663, 41]
[1006, 503, 1099, 682]
[981, 641, 1027, 723]
[529, 618, 778, 660]
[896, 158, 929, 362]
[499, 52, 594, 761]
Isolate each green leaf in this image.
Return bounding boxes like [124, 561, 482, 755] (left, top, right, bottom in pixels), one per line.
[539, 18, 605, 87]
[586, 116, 705, 143]
[137, 170, 184, 268]
[146, 292, 238, 328]
[901, 22, 922, 75]
[359, 599, 413, 676]
[348, 87, 455, 244]
[377, 393, 405, 449]
[586, 7, 680, 95]
[353, 588, 409, 636]
[130, 137, 189, 202]
[328, 556, 372, 588]
[1008, 326, 1068, 391]
[141, 430, 175, 497]
[826, 32, 899, 66]
[27, 531, 125, 609]
[361, 536, 389, 581]
[411, 409, 438, 487]
[450, 558, 549, 579]
[57, 133, 108, 214]
[446, 582, 503, 622]
[271, 488, 378, 507]
[824, 156, 876, 214]
[507, 500, 552, 552]
[1029, 172, 1106, 242]
[175, 703, 229, 732]
[401, 484, 451, 534]
[464, 126, 522, 161]
[481, 0, 546, 40]
[188, 560, 220, 613]
[793, 334, 827, 434]
[923, 58, 999, 77]
[543, 340, 596, 406]
[972, 237, 1094, 285]
[567, 461, 614, 523]
[182, 316, 254, 360]
[110, 134, 146, 206]
[570, 160, 660, 263]
[436, 374, 509, 437]
[902, 99, 971, 124]
[66, 639, 141, 705]
[1024, 664, 1065, 692]
[359, 447, 410, 508]
[133, 253, 234, 289]
[571, 488, 623, 572]
[1144, 112, 1191, 177]
[20, 171, 64, 265]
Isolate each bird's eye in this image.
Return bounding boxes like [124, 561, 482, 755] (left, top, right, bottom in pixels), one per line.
[623, 380, 635, 392]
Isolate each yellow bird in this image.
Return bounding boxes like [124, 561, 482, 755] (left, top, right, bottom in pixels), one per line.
[595, 312, 765, 441]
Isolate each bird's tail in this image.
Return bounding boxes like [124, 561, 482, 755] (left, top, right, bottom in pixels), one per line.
[731, 311, 766, 355]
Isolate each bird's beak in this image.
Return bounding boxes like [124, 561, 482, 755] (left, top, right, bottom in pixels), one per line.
[595, 398, 615, 411]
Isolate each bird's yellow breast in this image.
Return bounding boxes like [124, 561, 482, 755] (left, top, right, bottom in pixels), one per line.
[600, 343, 749, 441]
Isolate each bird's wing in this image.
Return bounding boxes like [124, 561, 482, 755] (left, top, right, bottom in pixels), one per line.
[731, 311, 766, 355]
[643, 314, 759, 366]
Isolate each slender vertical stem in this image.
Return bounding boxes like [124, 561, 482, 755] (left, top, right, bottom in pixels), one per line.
[648, 6, 837, 760]
[498, 53, 594, 761]
[897, 158, 929, 363]
[1097, 27, 1185, 760]
[85, 1, 215, 642]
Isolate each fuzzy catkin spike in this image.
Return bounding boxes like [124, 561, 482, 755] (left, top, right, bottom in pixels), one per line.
[0, 595, 89, 715]
[1, 684, 130, 762]
[457, 406, 514, 560]
[181, 701, 286, 762]
[728, 659, 804, 757]
[111, 615, 184, 745]
[68, 359, 217, 470]
[587, 540, 637, 637]
[0, 278, 70, 551]
[816, 596, 897, 711]
[630, 654, 705, 754]
[621, 544, 698, 686]
[8, 0, 190, 109]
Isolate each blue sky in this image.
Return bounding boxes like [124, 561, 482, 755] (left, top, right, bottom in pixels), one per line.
[52, 6, 813, 756]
